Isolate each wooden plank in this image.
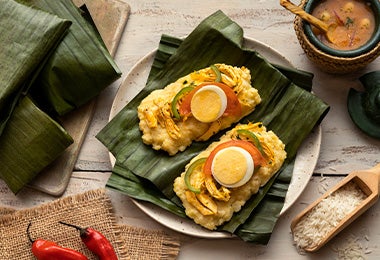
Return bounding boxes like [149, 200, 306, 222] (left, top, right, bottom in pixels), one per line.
[27, 0, 130, 196]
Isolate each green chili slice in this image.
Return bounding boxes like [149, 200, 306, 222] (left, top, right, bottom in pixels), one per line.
[236, 129, 264, 155]
[210, 64, 222, 82]
[184, 157, 207, 193]
[171, 86, 194, 119]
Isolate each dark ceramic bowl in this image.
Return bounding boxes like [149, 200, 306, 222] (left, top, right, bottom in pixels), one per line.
[294, 0, 380, 73]
[303, 0, 380, 58]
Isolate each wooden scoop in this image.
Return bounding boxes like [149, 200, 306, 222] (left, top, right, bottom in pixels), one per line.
[280, 0, 336, 43]
[291, 163, 380, 252]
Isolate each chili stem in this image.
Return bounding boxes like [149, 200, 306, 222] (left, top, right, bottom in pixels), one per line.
[27, 222, 34, 243]
[59, 221, 82, 231]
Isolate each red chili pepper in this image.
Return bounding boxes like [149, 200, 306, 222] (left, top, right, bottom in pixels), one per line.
[59, 221, 118, 260]
[27, 222, 89, 260]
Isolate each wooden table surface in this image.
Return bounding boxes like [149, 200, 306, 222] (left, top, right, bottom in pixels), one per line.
[1, 0, 380, 259]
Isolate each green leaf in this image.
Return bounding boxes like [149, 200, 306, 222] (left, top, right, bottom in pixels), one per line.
[0, 97, 73, 194]
[0, 0, 71, 135]
[17, 0, 122, 116]
[221, 160, 295, 243]
[108, 162, 186, 218]
[272, 64, 314, 91]
[149, 34, 314, 91]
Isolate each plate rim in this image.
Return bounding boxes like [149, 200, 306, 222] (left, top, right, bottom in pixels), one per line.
[108, 37, 321, 238]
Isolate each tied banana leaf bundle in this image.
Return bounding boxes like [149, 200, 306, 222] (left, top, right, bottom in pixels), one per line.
[0, 97, 73, 193]
[97, 10, 330, 243]
[0, 0, 121, 193]
[0, 0, 72, 193]
[18, 0, 122, 115]
[0, 0, 71, 136]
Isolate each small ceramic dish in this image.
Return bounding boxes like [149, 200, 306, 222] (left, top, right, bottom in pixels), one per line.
[294, 0, 380, 74]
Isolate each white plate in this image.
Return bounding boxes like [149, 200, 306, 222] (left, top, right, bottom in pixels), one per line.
[109, 37, 321, 238]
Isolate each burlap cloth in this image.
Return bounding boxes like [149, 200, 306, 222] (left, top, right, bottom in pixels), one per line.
[0, 189, 181, 259]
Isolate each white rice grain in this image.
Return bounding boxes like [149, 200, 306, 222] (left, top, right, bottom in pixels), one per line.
[292, 181, 367, 250]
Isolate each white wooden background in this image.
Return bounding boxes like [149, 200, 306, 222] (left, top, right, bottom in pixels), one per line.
[1, 0, 379, 259]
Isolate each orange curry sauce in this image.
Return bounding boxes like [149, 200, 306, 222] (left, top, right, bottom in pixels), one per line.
[311, 0, 376, 50]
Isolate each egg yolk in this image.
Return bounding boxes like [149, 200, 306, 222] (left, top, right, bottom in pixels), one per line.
[211, 146, 254, 188]
[190, 85, 227, 123]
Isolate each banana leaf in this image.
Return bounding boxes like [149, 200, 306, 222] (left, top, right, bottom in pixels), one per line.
[222, 160, 294, 237]
[17, 0, 122, 116]
[0, 97, 73, 194]
[0, 0, 71, 136]
[110, 162, 186, 218]
[97, 10, 329, 243]
[149, 34, 314, 91]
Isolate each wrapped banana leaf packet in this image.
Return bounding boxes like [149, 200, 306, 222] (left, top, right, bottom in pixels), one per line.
[0, 0, 121, 193]
[97, 10, 329, 243]
[0, 0, 70, 137]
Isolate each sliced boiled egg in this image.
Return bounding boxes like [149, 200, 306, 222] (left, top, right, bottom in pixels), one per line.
[211, 146, 254, 188]
[190, 85, 227, 123]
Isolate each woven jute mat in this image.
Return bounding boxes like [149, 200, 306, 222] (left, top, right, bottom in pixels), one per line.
[118, 225, 181, 259]
[0, 189, 181, 259]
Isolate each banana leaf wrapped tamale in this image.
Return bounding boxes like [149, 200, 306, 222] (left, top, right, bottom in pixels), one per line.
[0, 0, 121, 193]
[0, 0, 72, 193]
[97, 11, 329, 243]
[0, 97, 73, 194]
[18, 0, 122, 116]
[0, 0, 71, 136]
